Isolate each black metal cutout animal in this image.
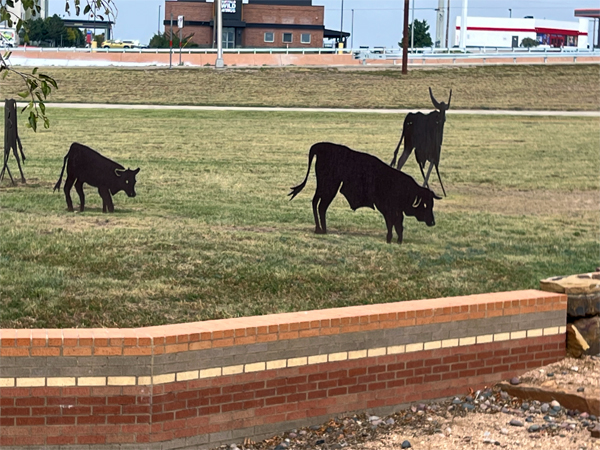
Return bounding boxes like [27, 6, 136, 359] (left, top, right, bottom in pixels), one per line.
[390, 87, 452, 196]
[54, 143, 140, 213]
[0, 99, 26, 185]
[289, 142, 441, 244]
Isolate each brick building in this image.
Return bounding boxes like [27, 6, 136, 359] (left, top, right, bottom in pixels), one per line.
[164, 0, 346, 49]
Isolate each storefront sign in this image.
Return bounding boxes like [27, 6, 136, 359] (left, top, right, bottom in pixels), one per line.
[222, 0, 236, 13]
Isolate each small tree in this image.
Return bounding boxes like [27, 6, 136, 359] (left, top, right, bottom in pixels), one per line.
[399, 19, 433, 49]
[148, 31, 198, 49]
[521, 37, 539, 48]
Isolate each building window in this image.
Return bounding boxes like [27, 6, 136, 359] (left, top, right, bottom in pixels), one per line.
[282, 33, 293, 43]
[301, 33, 311, 44]
[264, 32, 274, 43]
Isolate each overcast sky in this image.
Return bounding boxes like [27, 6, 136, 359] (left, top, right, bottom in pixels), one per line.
[49, 0, 599, 48]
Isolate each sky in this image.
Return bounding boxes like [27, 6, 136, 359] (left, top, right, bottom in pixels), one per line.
[48, 0, 600, 48]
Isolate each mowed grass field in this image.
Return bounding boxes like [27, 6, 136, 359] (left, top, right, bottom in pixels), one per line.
[0, 64, 598, 110]
[0, 105, 598, 328]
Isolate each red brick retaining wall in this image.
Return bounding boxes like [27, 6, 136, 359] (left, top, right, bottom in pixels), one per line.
[0, 290, 567, 449]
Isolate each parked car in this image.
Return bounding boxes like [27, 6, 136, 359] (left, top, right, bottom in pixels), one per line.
[102, 39, 140, 49]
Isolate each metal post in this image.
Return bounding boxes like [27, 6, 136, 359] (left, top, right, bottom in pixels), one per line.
[340, 0, 344, 48]
[158, 5, 161, 34]
[179, 27, 182, 66]
[509, 9, 512, 18]
[216, 0, 224, 68]
[445, 0, 450, 49]
[169, 13, 173, 69]
[351, 9, 354, 49]
[410, 0, 415, 53]
[459, 0, 468, 50]
[402, 0, 409, 74]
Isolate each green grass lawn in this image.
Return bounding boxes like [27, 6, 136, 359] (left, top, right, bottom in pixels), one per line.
[1, 64, 598, 110]
[0, 108, 598, 328]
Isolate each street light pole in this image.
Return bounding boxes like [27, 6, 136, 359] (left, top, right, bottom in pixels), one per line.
[158, 5, 161, 34]
[509, 9, 512, 18]
[410, 0, 415, 53]
[215, 0, 224, 68]
[340, 0, 344, 48]
[402, 0, 409, 74]
[351, 9, 354, 49]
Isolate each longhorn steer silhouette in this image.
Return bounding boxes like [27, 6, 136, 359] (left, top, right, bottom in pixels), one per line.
[390, 87, 452, 196]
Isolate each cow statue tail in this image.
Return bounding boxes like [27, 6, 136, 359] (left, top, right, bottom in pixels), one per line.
[390, 129, 405, 168]
[288, 144, 318, 201]
[53, 149, 71, 192]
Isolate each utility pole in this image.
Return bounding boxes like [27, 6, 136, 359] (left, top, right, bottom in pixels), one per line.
[216, 0, 224, 68]
[402, 0, 409, 74]
[459, 0, 468, 50]
[158, 5, 161, 34]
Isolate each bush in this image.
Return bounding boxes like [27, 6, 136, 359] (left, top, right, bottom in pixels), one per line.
[521, 37, 539, 48]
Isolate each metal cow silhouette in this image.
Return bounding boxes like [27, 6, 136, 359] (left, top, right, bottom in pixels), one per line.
[390, 88, 452, 196]
[0, 99, 26, 185]
[54, 143, 140, 213]
[289, 142, 441, 244]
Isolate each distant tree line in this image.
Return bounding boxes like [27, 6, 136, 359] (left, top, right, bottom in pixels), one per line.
[21, 14, 85, 47]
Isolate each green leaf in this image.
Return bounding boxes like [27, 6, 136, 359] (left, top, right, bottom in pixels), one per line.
[17, 91, 29, 98]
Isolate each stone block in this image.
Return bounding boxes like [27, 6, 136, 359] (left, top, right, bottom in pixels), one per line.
[573, 316, 600, 356]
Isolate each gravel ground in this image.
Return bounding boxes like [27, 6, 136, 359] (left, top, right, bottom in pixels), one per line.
[215, 357, 600, 450]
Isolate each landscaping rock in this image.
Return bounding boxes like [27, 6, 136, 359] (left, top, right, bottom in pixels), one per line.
[573, 315, 600, 356]
[567, 323, 590, 358]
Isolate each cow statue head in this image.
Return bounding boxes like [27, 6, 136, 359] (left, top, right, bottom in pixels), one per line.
[113, 167, 140, 197]
[429, 87, 452, 116]
[409, 188, 442, 227]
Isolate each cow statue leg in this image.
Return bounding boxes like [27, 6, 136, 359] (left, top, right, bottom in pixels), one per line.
[75, 180, 86, 212]
[312, 185, 337, 235]
[63, 175, 76, 212]
[98, 187, 114, 213]
[394, 214, 405, 244]
[384, 216, 394, 244]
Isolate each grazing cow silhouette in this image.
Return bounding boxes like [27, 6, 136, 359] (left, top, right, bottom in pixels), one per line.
[54, 143, 140, 213]
[390, 87, 452, 196]
[289, 142, 441, 244]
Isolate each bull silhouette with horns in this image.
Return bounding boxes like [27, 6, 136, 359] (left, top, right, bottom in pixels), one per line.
[390, 87, 452, 196]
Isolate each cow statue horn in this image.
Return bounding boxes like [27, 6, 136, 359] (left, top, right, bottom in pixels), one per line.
[429, 87, 441, 110]
[412, 196, 422, 208]
[114, 168, 126, 177]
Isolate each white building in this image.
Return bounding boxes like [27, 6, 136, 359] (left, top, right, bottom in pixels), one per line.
[455, 16, 590, 49]
[4, 0, 49, 23]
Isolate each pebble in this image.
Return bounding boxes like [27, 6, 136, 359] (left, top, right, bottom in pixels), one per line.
[401, 440, 412, 448]
[510, 376, 521, 385]
[528, 424, 541, 433]
[500, 428, 509, 435]
[551, 400, 561, 409]
[509, 419, 524, 427]
[577, 387, 585, 392]
[541, 403, 550, 413]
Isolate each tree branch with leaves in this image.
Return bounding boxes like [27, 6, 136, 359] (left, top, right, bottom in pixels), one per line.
[0, 0, 116, 131]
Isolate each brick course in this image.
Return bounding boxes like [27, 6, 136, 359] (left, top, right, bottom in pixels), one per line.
[0, 290, 567, 449]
